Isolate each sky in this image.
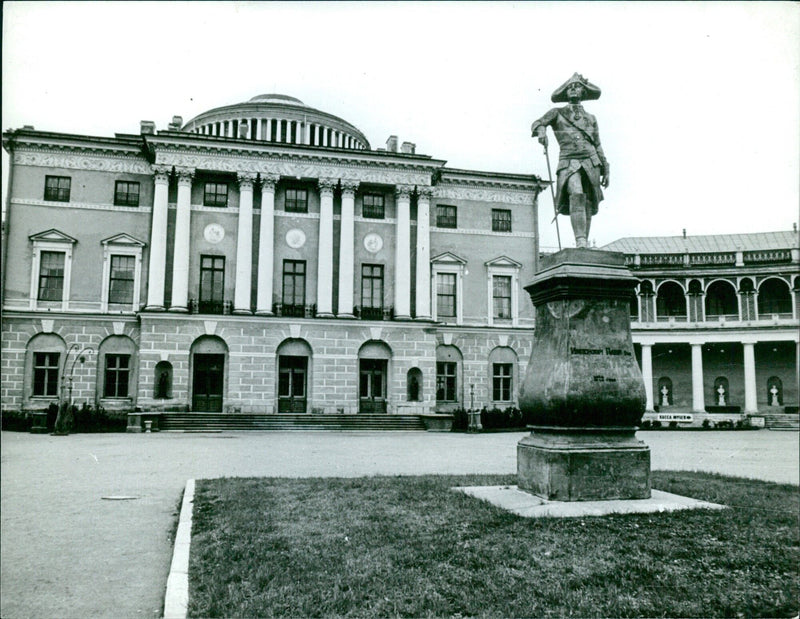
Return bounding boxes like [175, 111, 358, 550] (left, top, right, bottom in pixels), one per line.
[2, 1, 798, 250]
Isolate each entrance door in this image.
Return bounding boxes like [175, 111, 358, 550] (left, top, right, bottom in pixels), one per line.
[359, 359, 387, 413]
[278, 356, 307, 413]
[192, 354, 224, 412]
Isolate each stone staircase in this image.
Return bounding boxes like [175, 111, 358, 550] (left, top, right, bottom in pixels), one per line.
[760, 412, 800, 430]
[158, 413, 426, 432]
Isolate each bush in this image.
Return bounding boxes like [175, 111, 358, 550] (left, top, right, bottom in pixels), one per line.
[669, 421, 679, 429]
[651, 420, 662, 428]
[641, 419, 652, 429]
[451, 408, 468, 431]
[1, 409, 30, 431]
[73, 403, 127, 432]
[480, 406, 525, 430]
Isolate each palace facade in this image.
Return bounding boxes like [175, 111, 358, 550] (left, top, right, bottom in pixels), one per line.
[2, 94, 544, 417]
[2, 93, 798, 425]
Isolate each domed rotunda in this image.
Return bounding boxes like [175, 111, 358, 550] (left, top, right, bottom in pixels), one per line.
[181, 94, 370, 150]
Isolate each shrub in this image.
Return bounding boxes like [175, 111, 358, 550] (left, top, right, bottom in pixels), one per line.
[669, 421, 679, 429]
[641, 419, 652, 429]
[451, 408, 468, 431]
[702, 419, 711, 429]
[1, 410, 30, 432]
[651, 420, 662, 428]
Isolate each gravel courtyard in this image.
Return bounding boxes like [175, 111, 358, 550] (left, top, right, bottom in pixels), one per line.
[1, 429, 797, 618]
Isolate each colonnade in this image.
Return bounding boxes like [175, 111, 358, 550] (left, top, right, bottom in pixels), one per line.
[144, 166, 430, 320]
[640, 339, 763, 414]
[191, 118, 366, 150]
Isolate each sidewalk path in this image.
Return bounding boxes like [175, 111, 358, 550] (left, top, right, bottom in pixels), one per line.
[2, 429, 797, 618]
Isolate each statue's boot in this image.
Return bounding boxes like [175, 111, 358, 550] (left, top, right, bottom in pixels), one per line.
[569, 193, 589, 248]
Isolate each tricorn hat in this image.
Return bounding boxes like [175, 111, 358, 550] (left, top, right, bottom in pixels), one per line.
[551, 73, 601, 103]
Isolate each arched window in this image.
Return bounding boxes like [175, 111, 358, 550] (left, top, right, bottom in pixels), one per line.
[97, 335, 137, 402]
[657, 377, 673, 407]
[656, 281, 686, 319]
[25, 333, 67, 402]
[705, 280, 738, 318]
[767, 376, 783, 407]
[154, 361, 173, 399]
[407, 367, 422, 402]
[488, 346, 518, 404]
[436, 345, 463, 407]
[758, 278, 792, 315]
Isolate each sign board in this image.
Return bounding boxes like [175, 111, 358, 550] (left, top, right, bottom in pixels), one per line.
[657, 413, 693, 423]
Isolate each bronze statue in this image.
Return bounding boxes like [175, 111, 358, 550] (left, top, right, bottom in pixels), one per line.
[531, 73, 609, 248]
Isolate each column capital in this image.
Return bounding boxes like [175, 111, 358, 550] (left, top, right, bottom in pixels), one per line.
[318, 178, 338, 197]
[237, 171, 257, 190]
[175, 167, 194, 184]
[416, 186, 433, 201]
[152, 164, 171, 183]
[395, 185, 414, 200]
[341, 180, 360, 196]
[260, 173, 279, 190]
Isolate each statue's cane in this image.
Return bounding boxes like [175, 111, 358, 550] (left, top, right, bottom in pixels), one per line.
[543, 140, 562, 251]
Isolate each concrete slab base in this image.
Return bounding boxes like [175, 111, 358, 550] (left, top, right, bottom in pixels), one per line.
[453, 485, 727, 518]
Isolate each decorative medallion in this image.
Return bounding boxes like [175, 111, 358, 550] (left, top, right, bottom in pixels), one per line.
[363, 233, 383, 254]
[203, 223, 225, 244]
[286, 228, 307, 249]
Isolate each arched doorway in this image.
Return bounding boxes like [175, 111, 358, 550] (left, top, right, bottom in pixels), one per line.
[358, 341, 392, 414]
[190, 336, 228, 412]
[276, 339, 312, 413]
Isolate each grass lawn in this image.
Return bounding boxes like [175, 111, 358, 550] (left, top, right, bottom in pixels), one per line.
[189, 472, 799, 618]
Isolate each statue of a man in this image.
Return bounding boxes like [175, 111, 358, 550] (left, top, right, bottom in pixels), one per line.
[531, 73, 610, 248]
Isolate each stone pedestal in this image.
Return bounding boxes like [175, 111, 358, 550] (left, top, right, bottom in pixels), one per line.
[518, 249, 650, 501]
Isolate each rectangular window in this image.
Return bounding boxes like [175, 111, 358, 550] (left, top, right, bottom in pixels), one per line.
[285, 188, 308, 213]
[33, 352, 60, 397]
[282, 260, 306, 316]
[104, 354, 131, 398]
[199, 255, 225, 313]
[493, 275, 512, 319]
[492, 209, 512, 232]
[493, 363, 513, 401]
[362, 194, 385, 219]
[44, 176, 71, 202]
[203, 182, 228, 207]
[437, 273, 457, 318]
[108, 255, 136, 305]
[436, 205, 457, 228]
[114, 181, 140, 207]
[361, 264, 384, 318]
[38, 251, 65, 301]
[436, 361, 457, 402]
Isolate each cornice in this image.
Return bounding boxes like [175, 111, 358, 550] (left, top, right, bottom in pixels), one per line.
[433, 185, 539, 205]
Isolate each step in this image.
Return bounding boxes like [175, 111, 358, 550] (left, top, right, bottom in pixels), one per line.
[158, 413, 426, 432]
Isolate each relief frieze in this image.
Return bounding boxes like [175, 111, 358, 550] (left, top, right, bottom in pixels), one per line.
[433, 185, 538, 205]
[155, 151, 433, 187]
[14, 149, 152, 175]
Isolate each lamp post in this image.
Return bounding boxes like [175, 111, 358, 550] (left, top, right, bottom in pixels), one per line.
[54, 344, 95, 435]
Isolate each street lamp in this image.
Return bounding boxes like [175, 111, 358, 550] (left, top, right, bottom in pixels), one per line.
[54, 345, 95, 434]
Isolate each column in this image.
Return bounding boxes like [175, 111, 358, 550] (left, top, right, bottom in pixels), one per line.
[255, 174, 278, 315]
[145, 165, 171, 310]
[394, 186, 412, 319]
[169, 168, 194, 312]
[641, 343, 654, 412]
[316, 178, 336, 316]
[415, 187, 432, 319]
[337, 181, 358, 317]
[691, 342, 705, 413]
[743, 340, 758, 413]
[233, 173, 256, 314]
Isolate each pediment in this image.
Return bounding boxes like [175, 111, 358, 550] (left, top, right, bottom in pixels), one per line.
[485, 255, 522, 268]
[29, 229, 77, 244]
[430, 251, 467, 265]
[101, 233, 146, 247]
